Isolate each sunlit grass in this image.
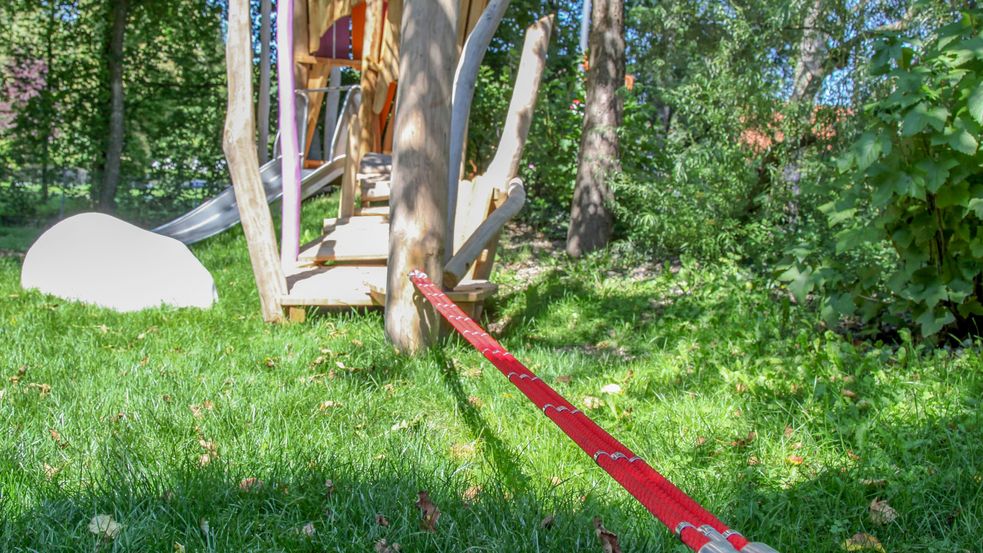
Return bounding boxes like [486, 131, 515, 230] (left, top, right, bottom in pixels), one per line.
[1, 195, 980, 551]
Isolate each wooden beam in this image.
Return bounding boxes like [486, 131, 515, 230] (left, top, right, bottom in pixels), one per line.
[443, 179, 524, 288]
[224, 0, 287, 323]
[385, 0, 460, 353]
[447, 0, 511, 245]
[483, 15, 553, 191]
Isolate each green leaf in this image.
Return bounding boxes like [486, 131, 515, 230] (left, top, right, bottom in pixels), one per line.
[969, 82, 983, 125]
[968, 198, 983, 218]
[915, 307, 954, 336]
[916, 158, 960, 193]
[828, 208, 857, 226]
[854, 132, 882, 171]
[946, 126, 979, 155]
[902, 103, 949, 136]
[936, 182, 970, 208]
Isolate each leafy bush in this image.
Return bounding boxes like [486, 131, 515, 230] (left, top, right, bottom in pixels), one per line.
[783, 12, 983, 337]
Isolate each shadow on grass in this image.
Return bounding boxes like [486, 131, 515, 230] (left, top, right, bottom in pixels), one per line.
[434, 349, 531, 492]
[0, 448, 629, 552]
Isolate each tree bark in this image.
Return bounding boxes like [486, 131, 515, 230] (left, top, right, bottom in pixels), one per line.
[258, 0, 272, 165]
[41, 0, 56, 202]
[566, 0, 624, 257]
[385, 0, 459, 353]
[99, 0, 128, 211]
[790, 0, 827, 103]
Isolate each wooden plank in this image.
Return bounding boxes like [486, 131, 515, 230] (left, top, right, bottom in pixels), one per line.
[283, 264, 496, 307]
[225, 0, 287, 323]
[300, 217, 389, 263]
[352, 206, 390, 217]
[368, 277, 497, 303]
[444, 179, 524, 288]
[282, 264, 385, 306]
[360, 152, 392, 174]
[360, 180, 390, 201]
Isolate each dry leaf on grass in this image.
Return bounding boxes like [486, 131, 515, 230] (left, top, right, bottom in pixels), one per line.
[301, 522, 316, 536]
[842, 532, 885, 552]
[173, 543, 185, 552]
[239, 477, 264, 491]
[593, 517, 621, 553]
[786, 455, 804, 465]
[583, 396, 603, 409]
[88, 514, 122, 540]
[43, 463, 60, 478]
[462, 485, 481, 504]
[375, 513, 389, 527]
[869, 498, 898, 525]
[416, 491, 441, 532]
[375, 539, 401, 552]
[600, 383, 622, 395]
[730, 431, 757, 448]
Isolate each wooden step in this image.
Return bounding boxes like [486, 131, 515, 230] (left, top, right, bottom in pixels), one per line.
[353, 206, 390, 217]
[360, 180, 390, 202]
[300, 217, 389, 263]
[360, 153, 392, 175]
[283, 264, 384, 307]
[282, 264, 497, 307]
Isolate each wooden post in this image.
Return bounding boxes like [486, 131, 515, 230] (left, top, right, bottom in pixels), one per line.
[257, 0, 272, 164]
[224, 0, 287, 323]
[447, 0, 511, 249]
[385, 0, 460, 353]
[278, 0, 304, 267]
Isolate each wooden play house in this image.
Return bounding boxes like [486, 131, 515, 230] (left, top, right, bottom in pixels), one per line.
[224, 0, 551, 350]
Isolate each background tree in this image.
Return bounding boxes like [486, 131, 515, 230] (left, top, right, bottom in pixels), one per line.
[96, 0, 129, 211]
[566, 0, 624, 257]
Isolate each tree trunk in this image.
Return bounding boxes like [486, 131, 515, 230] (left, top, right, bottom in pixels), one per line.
[99, 0, 128, 212]
[385, 0, 459, 353]
[566, 0, 624, 257]
[791, 0, 827, 103]
[41, 0, 56, 203]
[258, 0, 272, 165]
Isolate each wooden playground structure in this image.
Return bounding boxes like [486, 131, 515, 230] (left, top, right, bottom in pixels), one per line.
[224, 0, 551, 350]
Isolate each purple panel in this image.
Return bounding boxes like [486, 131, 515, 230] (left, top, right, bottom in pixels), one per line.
[316, 17, 352, 59]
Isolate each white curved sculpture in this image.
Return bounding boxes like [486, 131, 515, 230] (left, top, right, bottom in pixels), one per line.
[21, 213, 217, 312]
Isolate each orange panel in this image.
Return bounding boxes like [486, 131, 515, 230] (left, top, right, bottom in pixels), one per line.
[352, 2, 365, 60]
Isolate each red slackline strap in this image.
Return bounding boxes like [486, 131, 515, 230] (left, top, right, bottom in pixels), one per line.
[409, 270, 775, 553]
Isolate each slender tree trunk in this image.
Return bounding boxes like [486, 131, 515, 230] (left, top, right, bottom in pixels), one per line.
[566, 0, 624, 257]
[99, 0, 128, 211]
[41, 0, 56, 203]
[791, 0, 827, 103]
[385, 0, 459, 353]
[258, 0, 272, 164]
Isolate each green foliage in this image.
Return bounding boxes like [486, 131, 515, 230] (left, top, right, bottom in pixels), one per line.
[783, 11, 983, 337]
[607, 0, 798, 259]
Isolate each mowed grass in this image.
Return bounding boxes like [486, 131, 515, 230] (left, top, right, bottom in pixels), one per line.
[1, 195, 982, 552]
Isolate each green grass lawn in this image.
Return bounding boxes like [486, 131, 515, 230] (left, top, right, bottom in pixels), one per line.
[1, 195, 981, 552]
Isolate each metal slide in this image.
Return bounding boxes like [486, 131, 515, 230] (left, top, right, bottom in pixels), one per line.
[151, 156, 346, 245]
[152, 87, 360, 245]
